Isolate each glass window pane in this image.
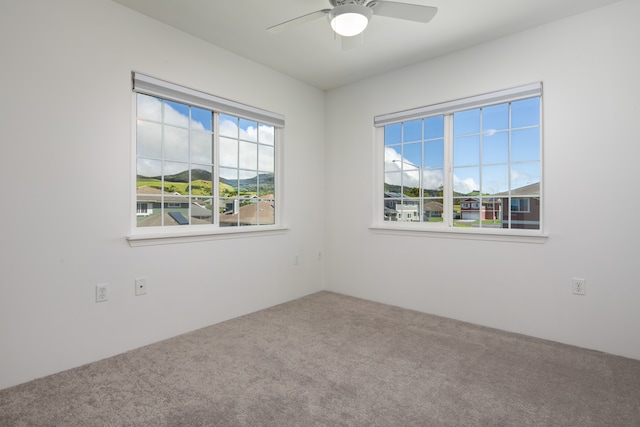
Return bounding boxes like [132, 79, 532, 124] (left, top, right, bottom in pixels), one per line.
[136, 195, 162, 227]
[164, 195, 189, 226]
[510, 162, 540, 192]
[453, 166, 479, 195]
[424, 198, 444, 222]
[136, 159, 161, 187]
[422, 169, 443, 193]
[385, 171, 402, 190]
[258, 175, 274, 197]
[219, 197, 238, 227]
[191, 197, 213, 225]
[385, 146, 402, 173]
[163, 126, 189, 162]
[424, 116, 444, 140]
[482, 103, 508, 132]
[481, 165, 509, 194]
[403, 119, 422, 142]
[137, 121, 162, 159]
[403, 142, 421, 169]
[257, 200, 275, 226]
[259, 124, 274, 145]
[424, 139, 443, 168]
[454, 136, 480, 167]
[191, 131, 212, 165]
[164, 100, 189, 127]
[163, 162, 188, 195]
[191, 165, 212, 196]
[239, 141, 258, 170]
[137, 94, 161, 122]
[219, 137, 238, 168]
[454, 109, 480, 136]
[191, 107, 212, 131]
[511, 128, 540, 162]
[385, 123, 401, 145]
[219, 114, 238, 138]
[259, 145, 274, 173]
[511, 98, 540, 128]
[482, 132, 508, 164]
[240, 119, 258, 142]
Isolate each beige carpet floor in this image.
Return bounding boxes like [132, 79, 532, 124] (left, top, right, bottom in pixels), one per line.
[1, 291, 639, 426]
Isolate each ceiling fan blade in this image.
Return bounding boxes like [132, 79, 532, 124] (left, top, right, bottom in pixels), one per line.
[267, 9, 330, 33]
[371, 1, 437, 23]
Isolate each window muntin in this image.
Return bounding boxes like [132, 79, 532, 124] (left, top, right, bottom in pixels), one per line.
[378, 84, 542, 233]
[133, 76, 280, 231]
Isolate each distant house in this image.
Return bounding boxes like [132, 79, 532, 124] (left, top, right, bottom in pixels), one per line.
[136, 186, 212, 226]
[497, 182, 540, 229]
[219, 200, 275, 226]
[459, 197, 500, 221]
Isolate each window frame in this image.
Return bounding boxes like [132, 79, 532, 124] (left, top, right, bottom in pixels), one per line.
[127, 73, 287, 246]
[372, 83, 547, 244]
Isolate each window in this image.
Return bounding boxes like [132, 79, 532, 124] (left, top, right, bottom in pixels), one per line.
[132, 73, 283, 232]
[376, 83, 542, 233]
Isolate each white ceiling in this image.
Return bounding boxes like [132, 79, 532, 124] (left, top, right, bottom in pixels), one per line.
[112, 0, 621, 90]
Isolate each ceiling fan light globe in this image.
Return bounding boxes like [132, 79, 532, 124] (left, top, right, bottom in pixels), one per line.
[329, 4, 372, 37]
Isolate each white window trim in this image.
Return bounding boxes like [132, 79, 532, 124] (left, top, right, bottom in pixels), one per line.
[372, 83, 548, 243]
[127, 72, 286, 246]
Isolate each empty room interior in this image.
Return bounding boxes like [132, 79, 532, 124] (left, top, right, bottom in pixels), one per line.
[1, 0, 639, 425]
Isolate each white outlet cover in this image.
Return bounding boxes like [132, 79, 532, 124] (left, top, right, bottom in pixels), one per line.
[135, 277, 147, 296]
[96, 284, 109, 302]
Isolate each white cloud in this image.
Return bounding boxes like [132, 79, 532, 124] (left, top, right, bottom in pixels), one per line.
[136, 97, 274, 179]
[384, 147, 443, 190]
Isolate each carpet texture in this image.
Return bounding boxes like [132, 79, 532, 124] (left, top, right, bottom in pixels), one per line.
[1, 291, 639, 426]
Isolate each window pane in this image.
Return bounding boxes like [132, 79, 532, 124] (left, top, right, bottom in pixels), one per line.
[137, 121, 162, 159]
[511, 128, 540, 162]
[385, 146, 402, 172]
[422, 169, 443, 194]
[136, 159, 161, 191]
[259, 145, 274, 173]
[481, 165, 509, 194]
[219, 114, 238, 138]
[424, 198, 444, 222]
[385, 123, 401, 145]
[403, 120, 422, 142]
[482, 132, 508, 165]
[511, 98, 540, 128]
[240, 119, 258, 142]
[219, 197, 238, 227]
[191, 131, 212, 165]
[191, 165, 212, 196]
[239, 141, 258, 170]
[454, 109, 480, 136]
[164, 100, 189, 127]
[163, 162, 188, 195]
[482, 103, 509, 132]
[453, 166, 479, 195]
[191, 107, 212, 131]
[424, 139, 443, 168]
[137, 94, 161, 122]
[385, 171, 402, 189]
[510, 162, 540, 192]
[257, 174, 275, 197]
[164, 126, 189, 162]
[454, 136, 480, 167]
[424, 116, 444, 140]
[219, 137, 238, 168]
[191, 197, 213, 225]
[402, 142, 421, 169]
[164, 196, 189, 226]
[136, 195, 161, 227]
[259, 124, 274, 145]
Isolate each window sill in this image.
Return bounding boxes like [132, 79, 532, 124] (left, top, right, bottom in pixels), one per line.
[127, 225, 289, 247]
[369, 224, 548, 244]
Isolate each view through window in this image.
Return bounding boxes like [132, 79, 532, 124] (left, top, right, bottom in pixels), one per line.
[380, 84, 542, 231]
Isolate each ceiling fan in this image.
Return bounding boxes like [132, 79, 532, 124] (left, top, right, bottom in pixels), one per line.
[267, 0, 438, 38]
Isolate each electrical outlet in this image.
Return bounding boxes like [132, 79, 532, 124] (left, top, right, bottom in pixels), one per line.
[572, 278, 586, 295]
[135, 277, 147, 296]
[96, 284, 109, 302]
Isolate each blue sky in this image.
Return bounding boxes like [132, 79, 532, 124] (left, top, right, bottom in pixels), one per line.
[385, 97, 540, 195]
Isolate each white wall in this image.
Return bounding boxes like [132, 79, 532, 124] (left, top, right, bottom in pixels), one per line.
[0, 0, 325, 390]
[325, 0, 640, 360]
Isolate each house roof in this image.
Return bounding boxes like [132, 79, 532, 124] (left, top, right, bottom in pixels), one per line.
[219, 201, 275, 226]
